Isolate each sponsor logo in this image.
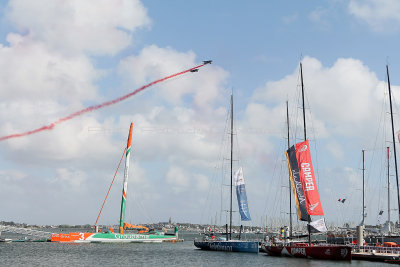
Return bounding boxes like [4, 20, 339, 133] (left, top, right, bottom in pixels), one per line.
[209, 243, 233, 252]
[325, 249, 331, 255]
[309, 202, 319, 211]
[298, 145, 308, 152]
[292, 172, 306, 204]
[300, 163, 315, 191]
[115, 234, 150, 240]
[291, 247, 306, 256]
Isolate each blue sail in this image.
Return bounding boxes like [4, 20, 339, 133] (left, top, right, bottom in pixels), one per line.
[234, 167, 251, 221]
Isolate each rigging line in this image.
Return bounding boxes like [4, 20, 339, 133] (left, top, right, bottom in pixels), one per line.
[199, 95, 230, 225]
[93, 147, 127, 230]
[303, 89, 322, 190]
[261, 137, 283, 217]
[132, 193, 155, 224]
[365, 82, 390, 220]
[376, 105, 388, 220]
[220, 97, 232, 225]
[126, 159, 155, 225]
[0, 63, 209, 142]
[272, 160, 285, 220]
[279, 161, 289, 223]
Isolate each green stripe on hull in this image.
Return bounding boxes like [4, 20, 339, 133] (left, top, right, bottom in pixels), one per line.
[86, 232, 176, 243]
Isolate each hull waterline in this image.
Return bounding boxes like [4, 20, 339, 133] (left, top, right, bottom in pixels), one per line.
[51, 232, 178, 243]
[194, 240, 259, 253]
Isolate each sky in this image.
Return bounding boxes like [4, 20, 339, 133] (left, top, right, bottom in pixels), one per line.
[1, 0, 400, 228]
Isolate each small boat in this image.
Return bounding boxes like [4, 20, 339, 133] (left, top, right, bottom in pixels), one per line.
[264, 63, 351, 260]
[194, 94, 258, 253]
[51, 123, 179, 243]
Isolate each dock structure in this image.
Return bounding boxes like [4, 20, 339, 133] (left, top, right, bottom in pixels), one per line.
[352, 245, 400, 263]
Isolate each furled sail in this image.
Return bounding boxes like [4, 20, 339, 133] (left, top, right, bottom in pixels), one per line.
[119, 122, 133, 234]
[234, 167, 251, 221]
[286, 146, 308, 221]
[285, 140, 324, 221]
[295, 140, 324, 216]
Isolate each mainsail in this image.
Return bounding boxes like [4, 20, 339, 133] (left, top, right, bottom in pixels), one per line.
[119, 122, 133, 234]
[234, 167, 251, 221]
[286, 140, 324, 221]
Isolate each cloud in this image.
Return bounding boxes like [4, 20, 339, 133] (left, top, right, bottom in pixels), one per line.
[251, 56, 381, 140]
[348, 0, 400, 32]
[118, 45, 229, 110]
[166, 166, 190, 193]
[55, 168, 87, 188]
[325, 140, 345, 160]
[0, 33, 99, 103]
[166, 165, 209, 194]
[5, 0, 151, 55]
[309, 6, 331, 29]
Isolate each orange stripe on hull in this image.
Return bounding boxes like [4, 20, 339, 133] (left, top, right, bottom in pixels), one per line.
[51, 232, 94, 242]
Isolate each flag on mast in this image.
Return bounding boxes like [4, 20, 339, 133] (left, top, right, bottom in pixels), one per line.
[234, 167, 251, 221]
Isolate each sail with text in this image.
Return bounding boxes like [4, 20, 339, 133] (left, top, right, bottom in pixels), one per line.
[285, 140, 324, 221]
[234, 167, 251, 221]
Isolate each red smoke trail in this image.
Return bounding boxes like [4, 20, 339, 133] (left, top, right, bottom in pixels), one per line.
[0, 63, 207, 141]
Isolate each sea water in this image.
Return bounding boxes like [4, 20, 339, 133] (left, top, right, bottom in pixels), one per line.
[0, 232, 379, 266]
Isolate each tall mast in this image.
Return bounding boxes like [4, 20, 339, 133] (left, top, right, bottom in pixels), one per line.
[119, 122, 133, 234]
[286, 101, 293, 237]
[362, 149, 365, 225]
[229, 94, 233, 240]
[387, 65, 400, 223]
[300, 63, 307, 141]
[300, 62, 312, 245]
[388, 146, 391, 234]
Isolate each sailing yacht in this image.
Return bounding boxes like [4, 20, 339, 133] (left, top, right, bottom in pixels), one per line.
[51, 123, 179, 243]
[194, 94, 259, 253]
[264, 63, 352, 260]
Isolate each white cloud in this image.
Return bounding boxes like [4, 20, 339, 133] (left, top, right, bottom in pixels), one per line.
[166, 166, 190, 193]
[118, 45, 229, 110]
[195, 174, 209, 191]
[0, 34, 99, 103]
[2, 115, 118, 166]
[55, 168, 86, 188]
[251, 56, 381, 140]
[349, 0, 400, 32]
[166, 165, 209, 194]
[309, 6, 330, 29]
[325, 140, 345, 160]
[6, 0, 151, 55]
